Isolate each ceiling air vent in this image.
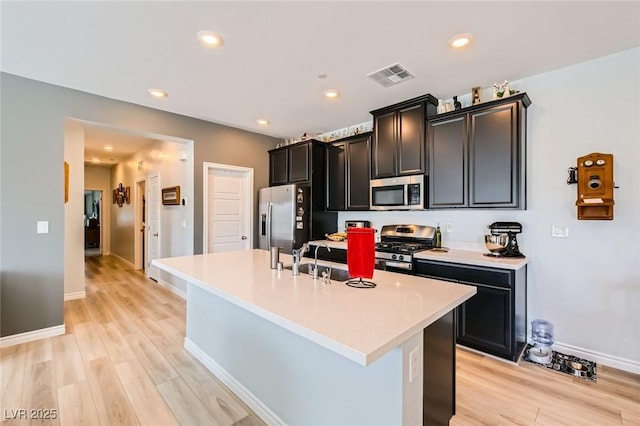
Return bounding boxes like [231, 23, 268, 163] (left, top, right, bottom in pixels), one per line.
[367, 63, 415, 87]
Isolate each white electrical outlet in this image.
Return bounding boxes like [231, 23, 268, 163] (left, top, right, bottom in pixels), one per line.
[551, 225, 569, 238]
[446, 222, 454, 233]
[409, 347, 420, 383]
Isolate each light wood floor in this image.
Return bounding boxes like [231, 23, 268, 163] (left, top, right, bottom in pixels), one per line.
[1, 255, 266, 426]
[2, 255, 639, 425]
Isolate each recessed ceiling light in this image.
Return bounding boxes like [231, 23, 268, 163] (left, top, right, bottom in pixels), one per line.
[197, 30, 224, 48]
[449, 33, 472, 49]
[148, 88, 168, 98]
[104, 145, 113, 151]
[257, 118, 270, 126]
[324, 89, 340, 99]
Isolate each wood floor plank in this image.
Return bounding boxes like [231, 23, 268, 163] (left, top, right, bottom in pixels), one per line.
[85, 357, 139, 425]
[95, 322, 136, 365]
[157, 377, 220, 425]
[0, 344, 26, 416]
[57, 380, 101, 426]
[73, 322, 108, 363]
[52, 334, 86, 388]
[114, 360, 179, 426]
[163, 349, 251, 426]
[125, 332, 178, 385]
[20, 360, 59, 426]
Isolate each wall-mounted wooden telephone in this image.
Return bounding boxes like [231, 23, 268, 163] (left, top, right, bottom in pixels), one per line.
[575, 152, 614, 220]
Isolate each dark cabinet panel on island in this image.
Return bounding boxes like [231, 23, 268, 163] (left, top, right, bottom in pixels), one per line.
[371, 94, 438, 179]
[326, 133, 371, 211]
[415, 258, 527, 361]
[427, 93, 530, 209]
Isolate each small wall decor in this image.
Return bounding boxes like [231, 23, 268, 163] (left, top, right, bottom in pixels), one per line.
[575, 152, 615, 220]
[125, 186, 131, 204]
[162, 185, 180, 205]
[114, 183, 126, 207]
[64, 161, 69, 204]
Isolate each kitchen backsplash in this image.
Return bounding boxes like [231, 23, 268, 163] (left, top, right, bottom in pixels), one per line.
[338, 210, 531, 254]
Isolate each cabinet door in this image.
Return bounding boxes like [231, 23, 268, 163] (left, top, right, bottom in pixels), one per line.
[457, 282, 512, 357]
[326, 142, 346, 211]
[397, 103, 426, 175]
[428, 115, 467, 208]
[346, 136, 371, 210]
[269, 149, 288, 186]
[288, 143, 310, 183]
[372, 111, 398, 178]
[469, 103, 518, 207]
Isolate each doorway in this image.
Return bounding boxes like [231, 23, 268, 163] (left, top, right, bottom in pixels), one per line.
[84, 189, 102, 256]
[203, 162, 253, 253]
[134, 178, 146, 270]
[146, 172, 160, 281]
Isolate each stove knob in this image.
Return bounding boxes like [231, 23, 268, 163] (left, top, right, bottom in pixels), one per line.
[391, 254, 397, 260]
[399, 255, 405, 261]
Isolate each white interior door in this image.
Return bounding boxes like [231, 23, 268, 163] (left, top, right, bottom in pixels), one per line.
[204, 163, 253, 253]
[147, 173, 160, 280]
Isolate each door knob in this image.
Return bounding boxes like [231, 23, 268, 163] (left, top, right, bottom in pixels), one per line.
[153, 233, 159, 237]
[241, 236, 247, 240]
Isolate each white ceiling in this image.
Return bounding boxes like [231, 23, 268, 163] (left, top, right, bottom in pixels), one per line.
[2, 2, 639, 140]
[83, 126, 160, 166]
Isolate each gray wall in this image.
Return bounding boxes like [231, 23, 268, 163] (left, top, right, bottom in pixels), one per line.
[0, 72, 278, 337]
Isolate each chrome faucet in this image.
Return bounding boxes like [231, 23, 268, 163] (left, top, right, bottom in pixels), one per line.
[312, 243, 331, 279]
[291, 243, 310, 276]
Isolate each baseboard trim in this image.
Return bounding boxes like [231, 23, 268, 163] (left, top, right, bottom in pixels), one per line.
[156, 278, 186, 300]
[0, 324, 66, 348]
[109, 252, 135, 268]
[184, 338, 285, 426]
[64, 290, 86, 301]
[553, 341, 640, 374]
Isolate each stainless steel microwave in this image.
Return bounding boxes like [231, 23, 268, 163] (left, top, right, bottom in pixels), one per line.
[370, 175, 426, 210]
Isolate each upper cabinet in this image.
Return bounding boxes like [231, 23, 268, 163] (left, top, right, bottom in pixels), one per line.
[427, 93, 531, 209]
[326, 133, 372, 211]
[269, 140, 324, 187]
[370, 94, 438, 179]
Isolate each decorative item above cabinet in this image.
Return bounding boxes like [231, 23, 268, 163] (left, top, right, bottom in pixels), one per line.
[427, 93, 531, 209]
[370, 93, 438, 179]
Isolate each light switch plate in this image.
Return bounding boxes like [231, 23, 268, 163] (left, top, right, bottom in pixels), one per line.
[37, 221, 49, 234]
[551, 225, 569, 238]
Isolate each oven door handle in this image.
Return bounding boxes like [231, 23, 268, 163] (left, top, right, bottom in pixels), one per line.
[384, 261, 413, 270]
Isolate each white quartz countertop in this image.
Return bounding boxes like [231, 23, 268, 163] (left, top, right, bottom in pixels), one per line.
[153, 249, 475, 366]
[309, 240, 528, 270]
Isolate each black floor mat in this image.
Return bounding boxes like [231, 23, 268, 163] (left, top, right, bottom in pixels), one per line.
[523, 344, 597, 382]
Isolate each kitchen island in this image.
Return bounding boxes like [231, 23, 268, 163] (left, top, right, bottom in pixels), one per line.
[153, 249, 475, 426]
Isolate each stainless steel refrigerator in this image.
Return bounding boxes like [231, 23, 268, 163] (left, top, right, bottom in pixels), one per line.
[259, 185, 310, 254]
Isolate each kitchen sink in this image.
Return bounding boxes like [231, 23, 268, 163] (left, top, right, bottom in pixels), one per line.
[284, 263, 351, 282]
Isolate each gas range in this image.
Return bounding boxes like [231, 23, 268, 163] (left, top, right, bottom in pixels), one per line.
[375, 225, 436, 273]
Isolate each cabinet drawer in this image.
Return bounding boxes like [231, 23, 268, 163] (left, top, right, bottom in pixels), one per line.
[414, 260, 513, 289]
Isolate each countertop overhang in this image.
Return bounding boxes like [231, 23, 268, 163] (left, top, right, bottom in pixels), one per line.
[153, 249, 475, 366]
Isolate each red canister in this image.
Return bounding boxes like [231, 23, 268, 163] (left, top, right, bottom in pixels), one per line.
[346, 227, 375, 279]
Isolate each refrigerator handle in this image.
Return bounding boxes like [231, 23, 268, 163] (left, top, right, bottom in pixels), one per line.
[267, 202, 273, 248]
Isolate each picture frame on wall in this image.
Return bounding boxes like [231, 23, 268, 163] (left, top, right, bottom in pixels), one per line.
[162, 185, 181, 205]
[125, 186, 131, 204]
[113, 189, 117, 204]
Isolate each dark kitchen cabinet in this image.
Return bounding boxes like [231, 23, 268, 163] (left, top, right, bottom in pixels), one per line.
[415, 259, 527, 361]
[326, 133, 371, 211]
[427, 93, 530, 209]
[371, 94, 438, 179]
[269, 149, 289, 186]
[288, 143, 310, 183]
[269, 140, 321, 187]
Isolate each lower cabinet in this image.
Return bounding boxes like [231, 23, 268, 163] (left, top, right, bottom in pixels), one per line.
[415, 259, 527, 361]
